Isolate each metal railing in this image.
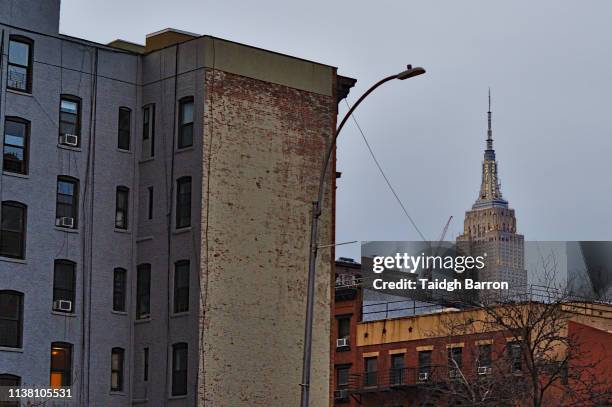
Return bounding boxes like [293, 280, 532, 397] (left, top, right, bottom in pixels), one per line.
[349, 366, 447, 392]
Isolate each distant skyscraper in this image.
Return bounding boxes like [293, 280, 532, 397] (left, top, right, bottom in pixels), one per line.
[457, 91, 527, 301]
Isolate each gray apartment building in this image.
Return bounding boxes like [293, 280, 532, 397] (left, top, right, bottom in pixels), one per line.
[0, 1, 354, 406]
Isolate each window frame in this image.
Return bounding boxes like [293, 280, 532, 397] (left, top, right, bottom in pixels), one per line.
[0, 290, 24, 348]
[147, 186, 154, 220]
[363, 357, 378, 387]
[173, 260, 190, 314]
[171, 342, 188, 396]
[56, 176, 79, 228]
[59, 95, 82, 147]
[176, 176, 191, 229]
[7, 36, 33, 93]
[3, 116, 30, 175]
[178, 96, 194, 149]
[0, 373, 21, 406]
[115, 186, 129, 230]
[136, 264, 151, 319]
[50, 342, 72, 387]
[337, 316, 350, 340]
[117, 107, 131, 151]
[53, 260, 76, 312]
[336, 365, 350, 389]
[111, 347, 124, 392]
[0, 201, 27, 259]
[143, 347, 149, 382]
[113, 268, 127, 312]
[142, 104, 155, 158]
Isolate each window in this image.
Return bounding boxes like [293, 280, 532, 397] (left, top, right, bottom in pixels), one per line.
[0, 291, 23, 348]
[364, 357, 377, 387]
[418, 350, 432, 376]
[337, 316, 350, 340]
[59, 96, 81, 147]
[117, 107, 131, 151]
[178, 97, 194, 148]
[448, 347, 462, 377]
[507, 341, 522, 373]
[336, 365, 350, 388]
[113, 268, 127, 312]
[143, 347, 149, 382]
[111, 347, 124, 392]
[174, 260, 189, 313]
[0, 201, 26, 259]
[3, 117, 29, 175]
[50, 342, 72, 388]
[478, 344, 492, 368]
[172, 343, 188, 396]
[53, 260, 75, 313]
[115, 186, 129, 230]
[147, 187, 153, 220]
[136, 264, 151, 319]
[176, 177, 191, 229]
[56, 177, 78, 228]
[390, 354, 405, 385]
[7, 36, 33, 92]
[142, 104, 155, 158]
[0, 374, 21, 407]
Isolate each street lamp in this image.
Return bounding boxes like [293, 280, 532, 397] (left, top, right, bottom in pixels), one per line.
[299, 65, 426, 407]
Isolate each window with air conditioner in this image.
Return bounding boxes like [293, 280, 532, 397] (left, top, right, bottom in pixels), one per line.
[418, 350, 432, 381]
[7, 36, 33, 93]
[336, 316, 350, 348]
[448, 346, 462, 378]
[53, 260, 75, 313]
[56, 177, 78, 229]
[3, 117, 29, 175]
[59, 96, 81, 147]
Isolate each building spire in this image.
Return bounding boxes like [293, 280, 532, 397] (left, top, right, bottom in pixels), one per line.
[475, 88, 507, 207]
[487, 88, 493, 150]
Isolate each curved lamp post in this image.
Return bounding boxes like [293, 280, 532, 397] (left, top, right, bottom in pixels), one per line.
[299, 65, 426, 407]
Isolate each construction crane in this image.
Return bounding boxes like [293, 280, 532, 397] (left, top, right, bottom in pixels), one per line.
[438, 215, 453, 244]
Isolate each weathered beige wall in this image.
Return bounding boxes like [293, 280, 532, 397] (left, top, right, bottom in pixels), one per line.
[197, 63, 336, 406]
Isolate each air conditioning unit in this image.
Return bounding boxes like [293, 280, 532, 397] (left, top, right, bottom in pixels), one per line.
[418, 372, 429, 381]
[478, 366, 492, 375]
[336, 337, 349, 348]
[333, 389, 349, 401]
[56, 217, 75, 228]
[53, 299, 72, 312]
[59, 133, 79, 147]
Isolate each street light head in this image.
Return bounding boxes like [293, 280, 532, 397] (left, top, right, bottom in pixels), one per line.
[396, 65, 426, 80]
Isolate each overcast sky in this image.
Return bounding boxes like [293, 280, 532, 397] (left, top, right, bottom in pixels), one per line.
[61, 0, 612, 260]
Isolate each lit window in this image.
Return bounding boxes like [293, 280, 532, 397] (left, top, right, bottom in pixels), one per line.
[50, 342, 72, 388]
[0, 201, 27, 259]
[7, 37, 33, 92]
[0, 291, 23, 348]
[3, 117, 29, 174]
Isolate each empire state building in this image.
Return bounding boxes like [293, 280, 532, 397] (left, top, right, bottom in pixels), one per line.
[457, 92, 527, 301]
